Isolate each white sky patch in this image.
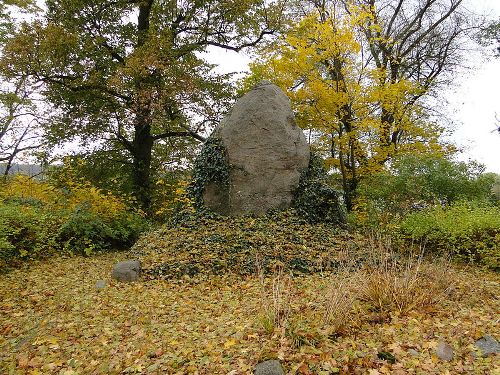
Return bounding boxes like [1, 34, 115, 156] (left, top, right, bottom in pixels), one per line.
[201, 46, 251, 76]
[443, 0, 500, 174]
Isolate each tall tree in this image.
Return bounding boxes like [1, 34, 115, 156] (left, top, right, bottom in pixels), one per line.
[1, 0, 34, 42]
[479, 18, 500, 56]
[479, 18, 500, 135]
[355, 0, 471, 152]
[0, 0, 285, 211]
[244, 0, 473, 209]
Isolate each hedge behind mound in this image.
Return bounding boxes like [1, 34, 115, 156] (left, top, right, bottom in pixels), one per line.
[399, 201, 500, 271]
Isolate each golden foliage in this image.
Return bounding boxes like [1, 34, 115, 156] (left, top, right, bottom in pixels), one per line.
[1, 173, 136, 221]
[242, 5, 448, 184]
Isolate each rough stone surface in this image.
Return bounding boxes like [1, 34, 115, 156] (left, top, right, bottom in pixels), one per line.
[254, 360, 284, 375]
[95, 280, 106, 291]
[204, 81, 310, 216]
[475, 335, 500, 357]
[111, 260, 141, 282]
[436, 341, 454, 361]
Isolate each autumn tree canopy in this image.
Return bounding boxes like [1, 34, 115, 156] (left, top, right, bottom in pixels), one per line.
[244, 0, 475, 209]
[0, 0, 286, 211]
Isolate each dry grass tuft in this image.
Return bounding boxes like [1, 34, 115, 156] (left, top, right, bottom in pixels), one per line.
[322, 246, 361, 333]
[359, 236, 456, 314]
[265, 235, 458, 338]
[256, 253, 293, 334]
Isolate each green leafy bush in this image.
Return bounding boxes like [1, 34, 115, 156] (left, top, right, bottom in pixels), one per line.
[354, 154, 496, 232]
[0, 175, 148, 268]
[398, 202, 500, 270]
[58, 205, 146, 256]
[0, 203, 60, 263]
[357, 154, 495, 216]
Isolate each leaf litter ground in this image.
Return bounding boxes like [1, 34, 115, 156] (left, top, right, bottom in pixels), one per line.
[1, 217, 499, 374]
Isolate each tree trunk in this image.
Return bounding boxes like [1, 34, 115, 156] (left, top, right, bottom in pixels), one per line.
[132, 117, 154, 212]
[131, 0, 155, 212]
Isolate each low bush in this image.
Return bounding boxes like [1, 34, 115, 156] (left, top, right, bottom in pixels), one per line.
[0, 202, 60, 263]
[58, 205, 146, 255]
[398, 202, 500, 270]
[0, 175, 147, 268]
[354, 154, 496, 231]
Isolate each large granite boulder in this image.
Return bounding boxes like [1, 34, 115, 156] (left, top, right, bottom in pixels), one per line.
[203, 81, 310, 216]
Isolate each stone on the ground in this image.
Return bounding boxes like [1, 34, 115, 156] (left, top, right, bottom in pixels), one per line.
[436, 341, 454, 361]
[408, 349, 420, 357]
[204, 80, 310, 216]
[254, 359, 284, 375]
[111, 260, 141, 282]
[95, 280, 106, 291]
[475, 335, 500, 357]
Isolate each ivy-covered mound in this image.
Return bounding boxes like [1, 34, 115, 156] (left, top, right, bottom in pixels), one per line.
[132, 211, 366, 280]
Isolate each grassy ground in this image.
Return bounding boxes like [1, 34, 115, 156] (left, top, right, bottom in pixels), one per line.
[0, 250, 498, 374]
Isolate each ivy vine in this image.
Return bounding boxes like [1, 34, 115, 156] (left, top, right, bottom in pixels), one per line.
[292, 152, 347, 225]
[188, 137, 230, 208]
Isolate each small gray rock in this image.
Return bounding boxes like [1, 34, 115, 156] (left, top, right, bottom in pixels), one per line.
[436, 341, 454, 361]
[408, 349, 420, 357]
[254, 359, 284, 375]
[111, 260, 141, 282]
[95, 280, 106, 291]
[475, 335, 500, 357]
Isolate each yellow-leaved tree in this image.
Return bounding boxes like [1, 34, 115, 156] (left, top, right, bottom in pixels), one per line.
[243, 0, 469, 210]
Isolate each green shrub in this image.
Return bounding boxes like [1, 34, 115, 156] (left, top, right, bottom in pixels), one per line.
[0, 175, 148, 268]
[58, 204, 146, 256]
[0, 202, 60, 264]
[398, 202, 500, 270]
[357, 154, 496, 219]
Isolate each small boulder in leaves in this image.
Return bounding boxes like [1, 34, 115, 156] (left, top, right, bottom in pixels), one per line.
[112, 260, 141, 282]
[95, 279, 106, 291]
[475, 335, 500, 357]
[254, 359, 284, 375]
[436, 341, 454, 361]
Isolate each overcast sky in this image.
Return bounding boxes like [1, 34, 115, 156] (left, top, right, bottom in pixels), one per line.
[446, 0, 500, 174]
[204, 0, 500, 174]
